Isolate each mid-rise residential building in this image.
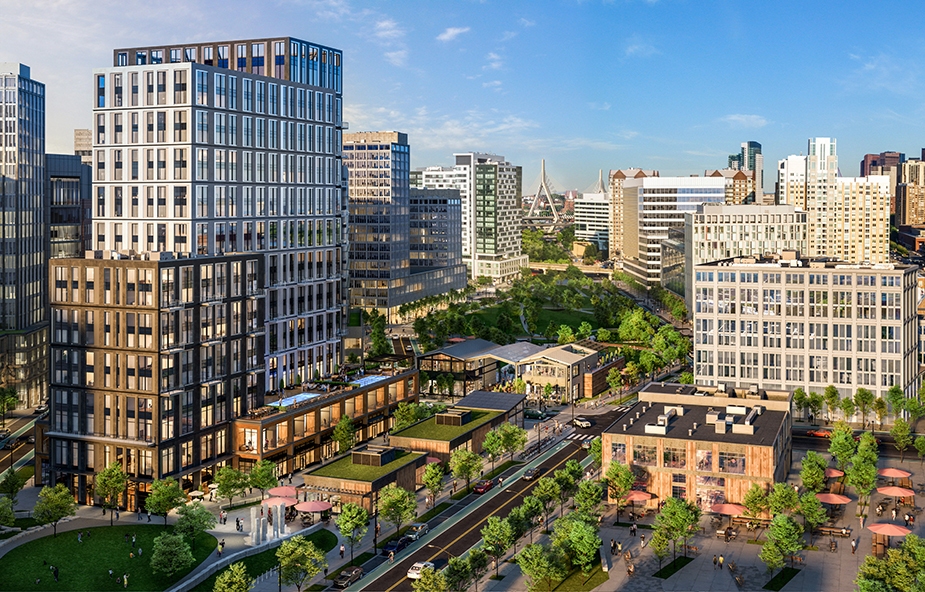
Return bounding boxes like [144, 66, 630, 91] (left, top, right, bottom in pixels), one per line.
[607, 168, 658, 259]
[692, 251, 918, 403]
[728, 140, 763, 190]
[777, 138, 890, 264]
[46, 154, 91, 259]
[344, 132, 465, 319]
[89, 37, 347, 388]
[661, 203, 808, 308]
[574, 174, 609, 252]
[0, 63, 48, 408]
[413, 154, 526, 280]
[41, 253, 267, 505]
[705, 169, 760, 205]
[897, 159, 925, 226]
[619, 176, 725, 286]
[74, 129, 93, 166]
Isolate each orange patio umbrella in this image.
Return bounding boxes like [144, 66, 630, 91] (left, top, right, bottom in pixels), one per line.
[268, 486, 299, 497]
[824, 468, 844, 478]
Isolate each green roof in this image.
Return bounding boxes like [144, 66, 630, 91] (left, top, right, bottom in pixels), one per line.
[391, 409, 501, 442]
[308, 450, 424, 482]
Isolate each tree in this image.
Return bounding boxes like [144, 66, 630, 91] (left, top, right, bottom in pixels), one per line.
[449, 448, 482, 494]
[379, 483, 416, 538]
[905, 397, 925, 432]
[829, 421, 857, 471]
[556, 325, 575, 345]
[554, 468, 579, 516]
[824, 385, 841, 420]
[393, 402, 422, 431]
[146, 477, 187, 526]
[576, 321, 593, 340]
[793, 388, 808, 421]
[214, 562, 254, 592]
[412, 567, 448, 592]
[482, 429, 503, 473]
[533, 477, 560, 531]
[249, 459, 278, 499]
[759, 538, 786, 575]
[855, 388, 875, 429]
[915, 435, 925, 467]
[336, 503, 369, 565]
[840, 396, 857, 422]
[499, 422, 528, 461]
[0, 468, 26, 508]
[517, 544, 566, 592]
[856, 533, 925, 592]
[797, 492, 827, 545]
[765, 514, 804, 569]
[808, 392, 824, 424]
[467, 548, 490, 592]
[422, 462, 446, 508]
[892, 418, 913, 462]
[873, 397, 888, 430]
[445, 556, 472, 592]
[596, 328, 612, 343]
[588, 436, 603, 468]
[768, 482, 799, 517]
[216, 465, 250, 509]
[887, 384, 906, 420]
[543, 383, 554, 401]
[848, 433, 880, 509]
[481, 516, 514, 578]
[743, 482, 769, 522]
[175, 501, 217, 550]
[653, 497, 701, 560]
[151, 531, 195, 577]
[551, 513, 601, 574]
[800, 450, 827, 494]
[276, 535, 328, 592]
[0, 387, 17, 428]
[678, 371, 694, 384]
[0, 496, 14, 527]
[520, 495, 544, 544]
[604, 462, 634, 518]
[33, 484, 76, 537]
[512, 377, 527, 394]
[332, 415, 356, 454]
[96, 461, 128, 526]
[606, 367, 622, 394]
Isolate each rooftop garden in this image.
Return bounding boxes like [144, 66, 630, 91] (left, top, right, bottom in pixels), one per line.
[309, 450, 424, 482]
[391, 409, 501, 441]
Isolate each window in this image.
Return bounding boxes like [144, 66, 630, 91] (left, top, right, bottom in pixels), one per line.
[196, 71, 208, 105]
[632, 444, 656, 467]
[718, 451, 745, 474]
[663, 447, 686, 469]
[695, 449, 713, 471]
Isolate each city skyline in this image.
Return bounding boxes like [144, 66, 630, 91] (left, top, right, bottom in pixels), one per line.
[4, 0, 925, 192]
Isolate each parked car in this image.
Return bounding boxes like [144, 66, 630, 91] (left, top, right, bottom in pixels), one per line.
[473, 479, 495, 494]
[407, 561, 435, 580]
[522, 467, 541, 481]
[806, 429, 832, 438]
[407, 522, 429, 540]
[381, 535, 413, 555]
[524, 409, 547, 420]
[0, 428, 10, 439]
[333, 566, 363, 588]
[34, 403, 49, 415]
[573, 417, 592, 429]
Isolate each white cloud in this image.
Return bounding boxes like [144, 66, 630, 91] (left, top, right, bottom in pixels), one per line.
[483, 80, 502, 90]
[617, 130, 639, 140]
[484, 52, 503, 70]
[500, 31, 518, 42]
[436, 27, 470, 42]
[519, 17, 536, 27]
[587, 102, 611, 111]
[842, 52, 920, 95]
[384, 50, 408, 66]
[374, 19, 404, 40]
[719, 114, 769, 129]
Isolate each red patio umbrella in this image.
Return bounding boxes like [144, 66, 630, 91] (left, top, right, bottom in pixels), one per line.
[295, 500, 332, 513]
[262, 496, 298, 507]
[824, 468, 844, 478]
[815, 493, 852, 505]
[711, 503, 747, 527]
[426, 457, 442, 464]
[868, 523, 911, 537]
[877, 486, 915, 507]
[878, 468, 912, 486]
[624, 490, 652, 519]
[268, 486, 299, 498]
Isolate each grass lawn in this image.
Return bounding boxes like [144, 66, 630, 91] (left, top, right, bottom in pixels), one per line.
[0, 524, 216, 591]
[16, 465, 34, 482]
[471, 307, 528, 336]
[14, 517, 39, 528]
[391, 410, 501, 441]
[326, 551, 375, 579]
[190, 529, 337, 592]
[653, 556, 694, 579]
[764, 567, 801, 591]
[550, 556, 609, 591]
[536, 308, 598, 332]
[309, 451, 425, 482]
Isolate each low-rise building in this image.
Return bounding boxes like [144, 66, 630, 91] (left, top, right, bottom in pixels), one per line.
[517, 342, 601, 403]
[417, 338, 501, 398]
[601, 383, 792, 511]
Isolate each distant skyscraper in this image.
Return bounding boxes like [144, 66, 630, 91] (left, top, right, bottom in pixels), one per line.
[574, 171, 609, 252]
[728, 141, 763, 189]
[860, 151, 904, 177]
[46, 154, 91, 258]
[897, 159, 925, 226]
[607, 168, 658, 259]
[73, 129, 92, 166]
[0, 63, 47, 408]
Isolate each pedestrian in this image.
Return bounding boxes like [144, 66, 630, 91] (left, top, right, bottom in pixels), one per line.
[130, 552, 134, 559]
[217, 545, 222, 557]
[115, 509, 120, 520]
[132, 534, 136, 546]
[137, 507, 142, 521]
[389, 551, 395, 564]
[53, 567, 59, 582]
[147, 510, 151, 522]
[713, 554, 718, 570]
[911, 514, 916, 528]
[610, 538, 616, 555]
[77, 532, 82, 543]
[324, 567, 328, 577]
[719, 554, 724, 570]
[851, 538, 857, 554]
[209, 491, 214, 502]
[498, 477, 503, 487]
[893, 508, 898, 522]
[617, 541, 622, 554]
[124, 573, 129, 589]
[138, 547, 142, 557]
[109, 569, 114, 579]
[124, 534, 129, 544]
[640, 534, 646, 547]
[340, 544, 345, 559]
[102, 506, 106, 516]
[221, 539, 225, 551]
[376, 522, 381, 537]
[288, 474, 293, 485]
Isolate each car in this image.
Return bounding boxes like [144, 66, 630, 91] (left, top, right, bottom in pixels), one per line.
[407, 561, 436, 580]
[34, 403, 49, 415]
[381, 535, 413, 555]
[582, 436, 599, 450]
[333, 566, 363, 588]
[473, 479, 495, 494]
[806, 429, 832, 438]
[15, 434, 31, 446]
[407, 522, 429, 540]
[524, 409, 547, 420]
[573, 417, 592, 429]
[0, 428, 9, 439]
[854, 434, 881, 445]
[522, 467, 541, 481]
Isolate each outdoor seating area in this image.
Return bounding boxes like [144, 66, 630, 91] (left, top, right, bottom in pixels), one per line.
[817, 526, 852, 538]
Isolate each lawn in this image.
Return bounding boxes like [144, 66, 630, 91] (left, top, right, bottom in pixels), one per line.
[0, 524, 216, 591]
[764, 567, 801, 591]
[16, 465, 34, 482]
[653, 555, 694, 579]
[550, 556, 609, 591]
[190, 529, 337, 592]
[536, 308, 598, 332]
[391, 410, 501, 441]
[309, 451, 425, 482]
[471, 307, 528, 336]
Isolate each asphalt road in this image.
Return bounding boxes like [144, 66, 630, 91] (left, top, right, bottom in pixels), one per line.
[359, 406, 630, 592]
[0, 438, 32, 473]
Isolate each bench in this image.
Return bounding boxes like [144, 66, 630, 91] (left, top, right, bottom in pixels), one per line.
[735, 575, 745, 588]
[817, 526, 851, 537]
[727, 560, 738, 573]
[716, 530, 738, 540]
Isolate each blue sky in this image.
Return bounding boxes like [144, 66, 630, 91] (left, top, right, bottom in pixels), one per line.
[3, 0, 925, 192]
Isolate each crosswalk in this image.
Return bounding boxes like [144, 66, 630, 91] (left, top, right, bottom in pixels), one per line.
[566, 433, 597, 441]
[613, 405, 630, 413]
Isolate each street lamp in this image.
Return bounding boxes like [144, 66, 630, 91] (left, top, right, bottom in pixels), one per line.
[425, 543, 456, 563]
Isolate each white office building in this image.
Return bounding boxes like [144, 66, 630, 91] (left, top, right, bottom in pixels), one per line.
[574, 187, 609, 253]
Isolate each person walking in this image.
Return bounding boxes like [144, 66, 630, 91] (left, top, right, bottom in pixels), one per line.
[115, 509, 120, 521]
[137, 507, 142, 521]
[389, 551, 395, 564]
[851, 539, 857, 554]
[718, 554, 724, 570]
[340, 544, 345, 559]
[53, 567, 59, 582]
[617, 541, 622, 554]
[123, 573, 129, 589]
[138, 547, 142, 557]
[147, 510, 151, 522]
[892, 508, 898, 522]
[610, 539, 616, 555]
[905, 513, 910, 527]
[132, 534, 136, 546]
[713, 555, 718, 570]
[640, 534, 646, 547]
